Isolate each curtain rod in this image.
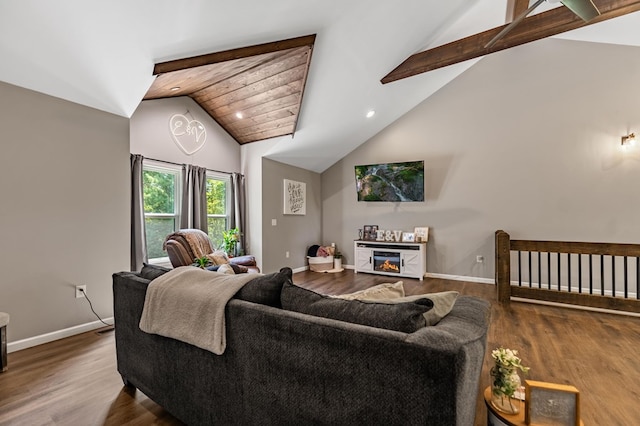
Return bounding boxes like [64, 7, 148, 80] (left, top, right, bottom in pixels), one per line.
[144, 156, 234, 176]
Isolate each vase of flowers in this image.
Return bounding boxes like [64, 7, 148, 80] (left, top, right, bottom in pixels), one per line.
[490, 347, 529, 414]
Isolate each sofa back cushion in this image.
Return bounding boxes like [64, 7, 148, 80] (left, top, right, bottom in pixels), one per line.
[140, 263, 172, 281]
[234, 267, 292, 308]
[280, 281, 434, 333]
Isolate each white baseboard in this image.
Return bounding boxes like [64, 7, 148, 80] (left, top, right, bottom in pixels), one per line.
[295, 265, 492, 284]
[425, 272, 494, 285]
[8, 317, 114, 353]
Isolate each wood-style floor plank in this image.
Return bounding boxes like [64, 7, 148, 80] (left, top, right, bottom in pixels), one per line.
[1, 270, 639, 425]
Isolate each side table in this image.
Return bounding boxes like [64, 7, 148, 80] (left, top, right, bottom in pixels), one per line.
[484, 387, 583, 426]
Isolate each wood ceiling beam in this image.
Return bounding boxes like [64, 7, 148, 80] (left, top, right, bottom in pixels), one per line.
[381, 0, 640, 84]
[153, 34, 316, 75]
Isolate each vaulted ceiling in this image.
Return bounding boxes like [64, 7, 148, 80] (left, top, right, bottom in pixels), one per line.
[1, 1, 639, 172]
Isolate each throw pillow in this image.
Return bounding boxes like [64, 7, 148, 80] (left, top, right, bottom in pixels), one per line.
[206, 250, 230, 266]
[217, 264, 236, 275]
[234, 267, 293, 308]
[140, 263, 172, 281]
[330, 281, 405, 300]
[281, 281, 433, 333]
[374, 291, 459, 326]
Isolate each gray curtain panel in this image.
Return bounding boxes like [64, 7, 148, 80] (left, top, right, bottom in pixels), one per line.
[230, 173, 247, 255]
[130, 154, 147, 271]
[180, 164, 208, 233]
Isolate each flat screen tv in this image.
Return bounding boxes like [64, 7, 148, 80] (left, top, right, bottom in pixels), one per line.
[355, 160, 424, 202]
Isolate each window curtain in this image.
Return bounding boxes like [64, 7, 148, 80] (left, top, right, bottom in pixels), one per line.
[130, 154, 147, 271]
[180, 164, 208, 233]
[230, 172, 247, 254]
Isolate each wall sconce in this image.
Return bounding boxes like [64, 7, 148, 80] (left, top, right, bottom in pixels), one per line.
[621, 133, 636, 149]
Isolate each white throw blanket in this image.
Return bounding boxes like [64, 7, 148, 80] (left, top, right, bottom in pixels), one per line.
[139, 266, 257, 355]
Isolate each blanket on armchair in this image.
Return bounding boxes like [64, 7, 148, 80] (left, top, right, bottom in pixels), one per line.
[139, 266, 257, 354]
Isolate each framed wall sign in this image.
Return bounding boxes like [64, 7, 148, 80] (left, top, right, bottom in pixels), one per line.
[525, 380, 580, 426]
[283, 179, 306, 215]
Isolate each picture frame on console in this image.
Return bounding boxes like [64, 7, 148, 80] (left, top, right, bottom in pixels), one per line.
[414, 227, 429, 242]
[362, 225, 378, 241]
[402, 232, 415, 242]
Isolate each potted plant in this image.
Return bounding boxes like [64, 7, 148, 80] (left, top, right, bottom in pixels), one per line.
[222, 227, 240, 257]
[333, 251, 343, 270]
[194, 256, 211, 269]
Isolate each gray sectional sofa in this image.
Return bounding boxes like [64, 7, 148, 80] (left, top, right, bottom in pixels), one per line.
[112, 265, 490, 425]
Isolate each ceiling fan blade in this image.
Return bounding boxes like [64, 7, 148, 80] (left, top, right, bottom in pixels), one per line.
[560, 0, 601, 21]
[485, 0, 546, 48]
[485, 0, 601, 49]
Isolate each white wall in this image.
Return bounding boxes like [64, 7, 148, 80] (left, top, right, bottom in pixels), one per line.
[322, 38, 640, 280]
[0, 81, 130, 343]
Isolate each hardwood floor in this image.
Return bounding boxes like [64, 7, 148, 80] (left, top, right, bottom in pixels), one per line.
[1, 269, 639, 425]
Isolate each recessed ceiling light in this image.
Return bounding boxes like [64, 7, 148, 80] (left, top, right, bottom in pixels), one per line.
[366, 110, 376, 118]
[170, 86, 181, 91]
[235, 112, 243, 119]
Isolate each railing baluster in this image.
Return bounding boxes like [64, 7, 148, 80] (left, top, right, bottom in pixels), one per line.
[538, 252, 542, 289]
[610, 256, 615, 298]
[568, 253, 572, 293]
[528, 251, 532, 288]
[518, 251, 522, 287]
[624, 256, 628, 299]
[548, 252, 551, 290]
[557, 252, 561, 291]
[589, 254, 593, 294]
[601, 254, 605, 296]
[578, 254, 582, 293]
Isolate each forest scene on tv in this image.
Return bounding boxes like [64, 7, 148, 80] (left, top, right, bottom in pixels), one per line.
[355, 160, 424, 202]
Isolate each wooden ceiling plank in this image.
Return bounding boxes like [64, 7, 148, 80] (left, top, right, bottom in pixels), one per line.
[381, 0, 640, 84]
[192, 49, 310, 103]
[290, 35, 314, 137]
[233, 115, 297, 139]
[196, 64, 307, 107]
[204, 82, 303, 117]
[214, 94, 300, 121]
[236, 126, 296, 144]
[221, 107, 298, 132]
[153, 34, 316, 75]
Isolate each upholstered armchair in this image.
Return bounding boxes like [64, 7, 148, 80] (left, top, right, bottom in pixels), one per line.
[163, 229, 260, 273]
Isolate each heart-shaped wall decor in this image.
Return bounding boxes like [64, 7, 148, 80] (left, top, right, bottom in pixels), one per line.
[169, 114, 207, 155]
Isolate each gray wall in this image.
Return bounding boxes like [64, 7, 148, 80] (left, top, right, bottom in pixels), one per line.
[322, 39, 640, 280]
[0, 81, 130, 342]
[130, 97, 241, 172]
[262, 158, 322, 273]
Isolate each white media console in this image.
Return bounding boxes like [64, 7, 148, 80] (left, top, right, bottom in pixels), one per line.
[354, 240, 427, 281]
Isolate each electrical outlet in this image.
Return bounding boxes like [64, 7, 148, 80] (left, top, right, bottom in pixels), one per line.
[286, 251, 290, 258]
[75, 285, 87, 298]
[476, 255, 484, 263]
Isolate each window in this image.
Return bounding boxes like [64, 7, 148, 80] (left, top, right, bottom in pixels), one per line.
[206, 173, 230, 250]
[143, 165, 179, 260]
[141, 164, 232, 262]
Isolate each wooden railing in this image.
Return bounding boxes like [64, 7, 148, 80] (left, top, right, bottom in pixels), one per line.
[495, 230, 640, 313]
